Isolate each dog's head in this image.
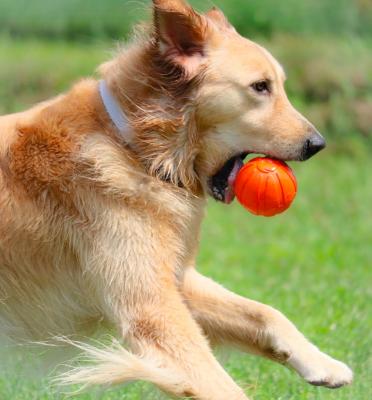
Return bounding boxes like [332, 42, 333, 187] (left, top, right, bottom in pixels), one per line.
[140, 1, 325, 202]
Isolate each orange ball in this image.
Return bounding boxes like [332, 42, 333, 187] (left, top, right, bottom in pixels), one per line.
[234, 157, 297, 217]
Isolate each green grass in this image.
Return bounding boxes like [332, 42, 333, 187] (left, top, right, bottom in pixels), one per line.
[1, 151, 371, 399]
[0, 31, 371, 400]
[199, 152, 372, 400]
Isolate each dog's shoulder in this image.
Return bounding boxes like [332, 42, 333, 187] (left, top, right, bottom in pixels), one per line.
[4, 79, 107, 196]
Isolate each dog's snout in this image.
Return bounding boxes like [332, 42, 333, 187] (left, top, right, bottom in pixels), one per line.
[302, 132, 326, 160]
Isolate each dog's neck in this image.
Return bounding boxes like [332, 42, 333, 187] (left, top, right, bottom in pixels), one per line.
[99, 47, 204, 197]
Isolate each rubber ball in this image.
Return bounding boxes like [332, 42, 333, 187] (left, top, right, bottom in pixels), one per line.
[234, 157, 297, 217]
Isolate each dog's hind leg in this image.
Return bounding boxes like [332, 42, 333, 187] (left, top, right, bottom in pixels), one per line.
[182, 268, 353, 389]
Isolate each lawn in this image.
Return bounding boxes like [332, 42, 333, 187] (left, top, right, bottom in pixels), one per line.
[0, 35, 371, 399]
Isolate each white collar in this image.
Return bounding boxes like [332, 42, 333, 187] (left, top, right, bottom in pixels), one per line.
[99, 80, 133, 143]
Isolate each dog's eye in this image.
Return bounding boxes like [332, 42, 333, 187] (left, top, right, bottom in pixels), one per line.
[251, 80, 270, 94]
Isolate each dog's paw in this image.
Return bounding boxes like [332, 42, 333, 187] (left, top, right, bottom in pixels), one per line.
[288, 348, 353, 389]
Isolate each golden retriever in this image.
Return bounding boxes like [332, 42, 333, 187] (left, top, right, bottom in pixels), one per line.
[0, 1, 352, 398]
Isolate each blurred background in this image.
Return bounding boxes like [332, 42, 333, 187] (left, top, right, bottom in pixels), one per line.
[0, 0, 371, 147]
[0, 1, 371, 399]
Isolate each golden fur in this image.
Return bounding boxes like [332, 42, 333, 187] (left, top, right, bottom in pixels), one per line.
[0, 1, 352, 398]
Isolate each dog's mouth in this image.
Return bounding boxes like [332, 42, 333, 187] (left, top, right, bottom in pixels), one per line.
[208, 152, 249, 204]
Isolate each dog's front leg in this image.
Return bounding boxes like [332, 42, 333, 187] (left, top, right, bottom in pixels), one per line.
[182, 268, 353, 389]
[120, 281, 249, 400]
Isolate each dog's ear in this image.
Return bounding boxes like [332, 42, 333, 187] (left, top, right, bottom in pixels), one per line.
[205, 7, 235, 32]
[152, 0, 209, 78]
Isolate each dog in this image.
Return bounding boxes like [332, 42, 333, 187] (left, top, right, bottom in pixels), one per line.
[0, 1, 353, 398]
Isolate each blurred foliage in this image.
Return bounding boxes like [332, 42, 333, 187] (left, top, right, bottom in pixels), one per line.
[1, 34, 370, 143]
[0, 38, 107, 113]
[0, 0, 371, 40]
[262, 35, 372, 140]
[0, 0, 371, 142]
[206, 0, 372, 38]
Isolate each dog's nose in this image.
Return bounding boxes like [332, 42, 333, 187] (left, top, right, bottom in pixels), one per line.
[302, 132, 326, 160]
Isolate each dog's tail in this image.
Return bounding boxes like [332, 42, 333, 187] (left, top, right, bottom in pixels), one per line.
[55, 339, 187, 396]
